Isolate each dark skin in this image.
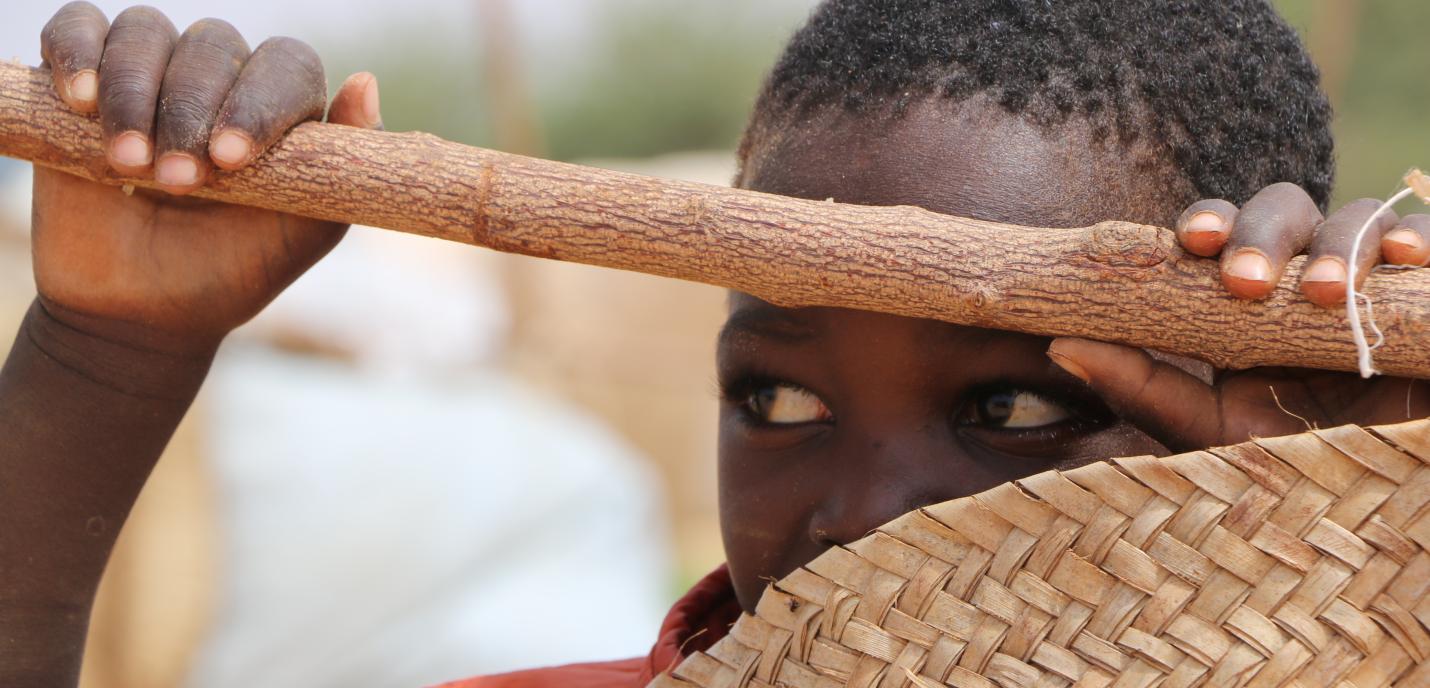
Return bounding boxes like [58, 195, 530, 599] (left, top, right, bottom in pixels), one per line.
[1, 3, 1428, 684]
[718, 98, 1430, 610]
[1, 4, 381, 685]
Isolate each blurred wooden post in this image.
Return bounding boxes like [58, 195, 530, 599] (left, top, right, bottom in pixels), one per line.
[476, 0, 545, 157]
[1308, 0, 1364, 108]
[474, 0, 544, 371]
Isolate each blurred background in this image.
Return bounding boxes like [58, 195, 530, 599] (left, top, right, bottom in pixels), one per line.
[0, 0, 1426, 686]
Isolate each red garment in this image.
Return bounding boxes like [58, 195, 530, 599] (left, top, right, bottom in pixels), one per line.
[435, 566, 741, 688]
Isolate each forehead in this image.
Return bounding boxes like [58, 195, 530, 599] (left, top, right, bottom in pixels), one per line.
[739, 95, 1190, 230]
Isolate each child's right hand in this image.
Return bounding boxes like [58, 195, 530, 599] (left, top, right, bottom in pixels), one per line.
[32, 2, 382, 357]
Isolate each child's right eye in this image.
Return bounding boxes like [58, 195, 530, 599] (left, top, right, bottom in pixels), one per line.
[743, 383, 833, 425]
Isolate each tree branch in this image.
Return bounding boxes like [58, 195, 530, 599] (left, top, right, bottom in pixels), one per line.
[3, 61, 1428, 377]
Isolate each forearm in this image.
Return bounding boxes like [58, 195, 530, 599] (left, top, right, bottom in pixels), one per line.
[0, 300, 213, 686]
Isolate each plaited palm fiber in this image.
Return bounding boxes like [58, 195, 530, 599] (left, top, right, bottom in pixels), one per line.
[653, 419, 1430, 688]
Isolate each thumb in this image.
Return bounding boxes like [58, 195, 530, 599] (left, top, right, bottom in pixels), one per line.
[1047, 337, 1222, 452]
[327, 72, 383, 130]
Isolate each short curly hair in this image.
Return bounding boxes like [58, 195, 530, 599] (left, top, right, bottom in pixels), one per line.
[738, 0, 1334, 210]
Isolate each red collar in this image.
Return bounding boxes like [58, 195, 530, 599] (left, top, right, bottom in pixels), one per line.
[639, 565, 742, 682]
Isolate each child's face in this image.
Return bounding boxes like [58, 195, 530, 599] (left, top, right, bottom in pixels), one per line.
[718, 97, 1206, 611]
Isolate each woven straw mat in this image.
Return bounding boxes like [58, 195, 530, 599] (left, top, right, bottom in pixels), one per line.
[653, 418, 1430, 688]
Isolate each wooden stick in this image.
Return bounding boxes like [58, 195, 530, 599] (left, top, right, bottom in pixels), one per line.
[2, 61, 1428, 377]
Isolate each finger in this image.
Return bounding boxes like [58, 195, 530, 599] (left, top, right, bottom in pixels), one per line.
[1383, 214, 1430, 267]
[1300, 198, 1399, 306]
[326, 72, 383, 130]
[97, 6, 179, 175]
[1047, 337, 1221, 452]
[151, 19, 250, 194]
[1219, 182, 1323, 300]
[209, 37, 327, 170]
[40, 1, 109, 113]
[1175, 199, 1237, 257]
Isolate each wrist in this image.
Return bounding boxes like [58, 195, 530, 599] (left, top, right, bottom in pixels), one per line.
[24, 300, 216, 401]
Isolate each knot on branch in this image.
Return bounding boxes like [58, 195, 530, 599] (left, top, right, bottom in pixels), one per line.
[683, 195, 712, 229]
[1083, 221, 1173, 275]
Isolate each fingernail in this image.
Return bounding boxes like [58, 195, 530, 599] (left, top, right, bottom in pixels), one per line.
[110, 132, 152, 168]
[69, 70, 97, 103]
[1047, 351, 1092, 384]
[210, 130, 252, 166]
[1385, 228, 1424, 253]
[362, 75, 382, 128]
[155, 153, 199, 187]
[1224, 251, 1271, 283]
[1301, 257, 1346, 284]
[1183, 211, 1225, 235]
[1384, 228, 1429, 266]
[1181, 211, 1228, 256]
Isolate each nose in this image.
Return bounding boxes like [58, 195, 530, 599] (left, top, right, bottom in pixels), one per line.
[806, 430, 962, 548]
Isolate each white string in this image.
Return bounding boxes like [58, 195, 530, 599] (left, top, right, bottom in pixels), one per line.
[1346, 186, 1414, 378]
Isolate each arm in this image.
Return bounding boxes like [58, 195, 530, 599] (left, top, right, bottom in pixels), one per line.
[0, 3, 382, 683]
[0, 302, 210, 685]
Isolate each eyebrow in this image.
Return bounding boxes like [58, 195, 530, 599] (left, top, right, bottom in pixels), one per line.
[718, 305, 817, 348]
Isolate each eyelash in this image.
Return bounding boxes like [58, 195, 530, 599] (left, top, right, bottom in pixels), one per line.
[720, 373, 1106, 435]
[969, 389, 1112, 445]
[719, 374, 826, 425]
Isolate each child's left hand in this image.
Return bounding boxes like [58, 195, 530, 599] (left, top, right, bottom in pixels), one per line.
[1048, 182, 1429, 452]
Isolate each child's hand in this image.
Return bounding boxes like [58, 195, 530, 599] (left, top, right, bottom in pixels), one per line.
[32, 2, 383, 357]
[1047, 183, 1429, 451]
[1171, 182, 1429, 303]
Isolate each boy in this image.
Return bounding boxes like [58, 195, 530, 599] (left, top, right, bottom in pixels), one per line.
[2, 1, 1427, 687]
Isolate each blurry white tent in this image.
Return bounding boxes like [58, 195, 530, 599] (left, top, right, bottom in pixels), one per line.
[188, 226, 673, 687]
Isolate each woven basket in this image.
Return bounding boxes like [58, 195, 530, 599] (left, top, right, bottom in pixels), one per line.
[653, 419, 1430, 688]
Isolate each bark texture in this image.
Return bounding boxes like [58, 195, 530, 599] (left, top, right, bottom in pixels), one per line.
[2, 61, 1428, 377]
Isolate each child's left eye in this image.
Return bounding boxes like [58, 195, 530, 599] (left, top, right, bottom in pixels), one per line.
[961, 388, 1072, 429]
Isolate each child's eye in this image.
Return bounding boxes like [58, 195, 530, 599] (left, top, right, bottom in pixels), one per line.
[744, 383, 833, 425]
[962, 388, 1072, 429]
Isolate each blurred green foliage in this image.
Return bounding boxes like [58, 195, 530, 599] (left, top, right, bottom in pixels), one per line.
[1277, 0, 1430, 206]
[531, 2, 795, 159]
[319, 27, 493, 149]
[321, 0, 1428, 208]
[318, 0, 805, 161]
[535, 2, 802, 161]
